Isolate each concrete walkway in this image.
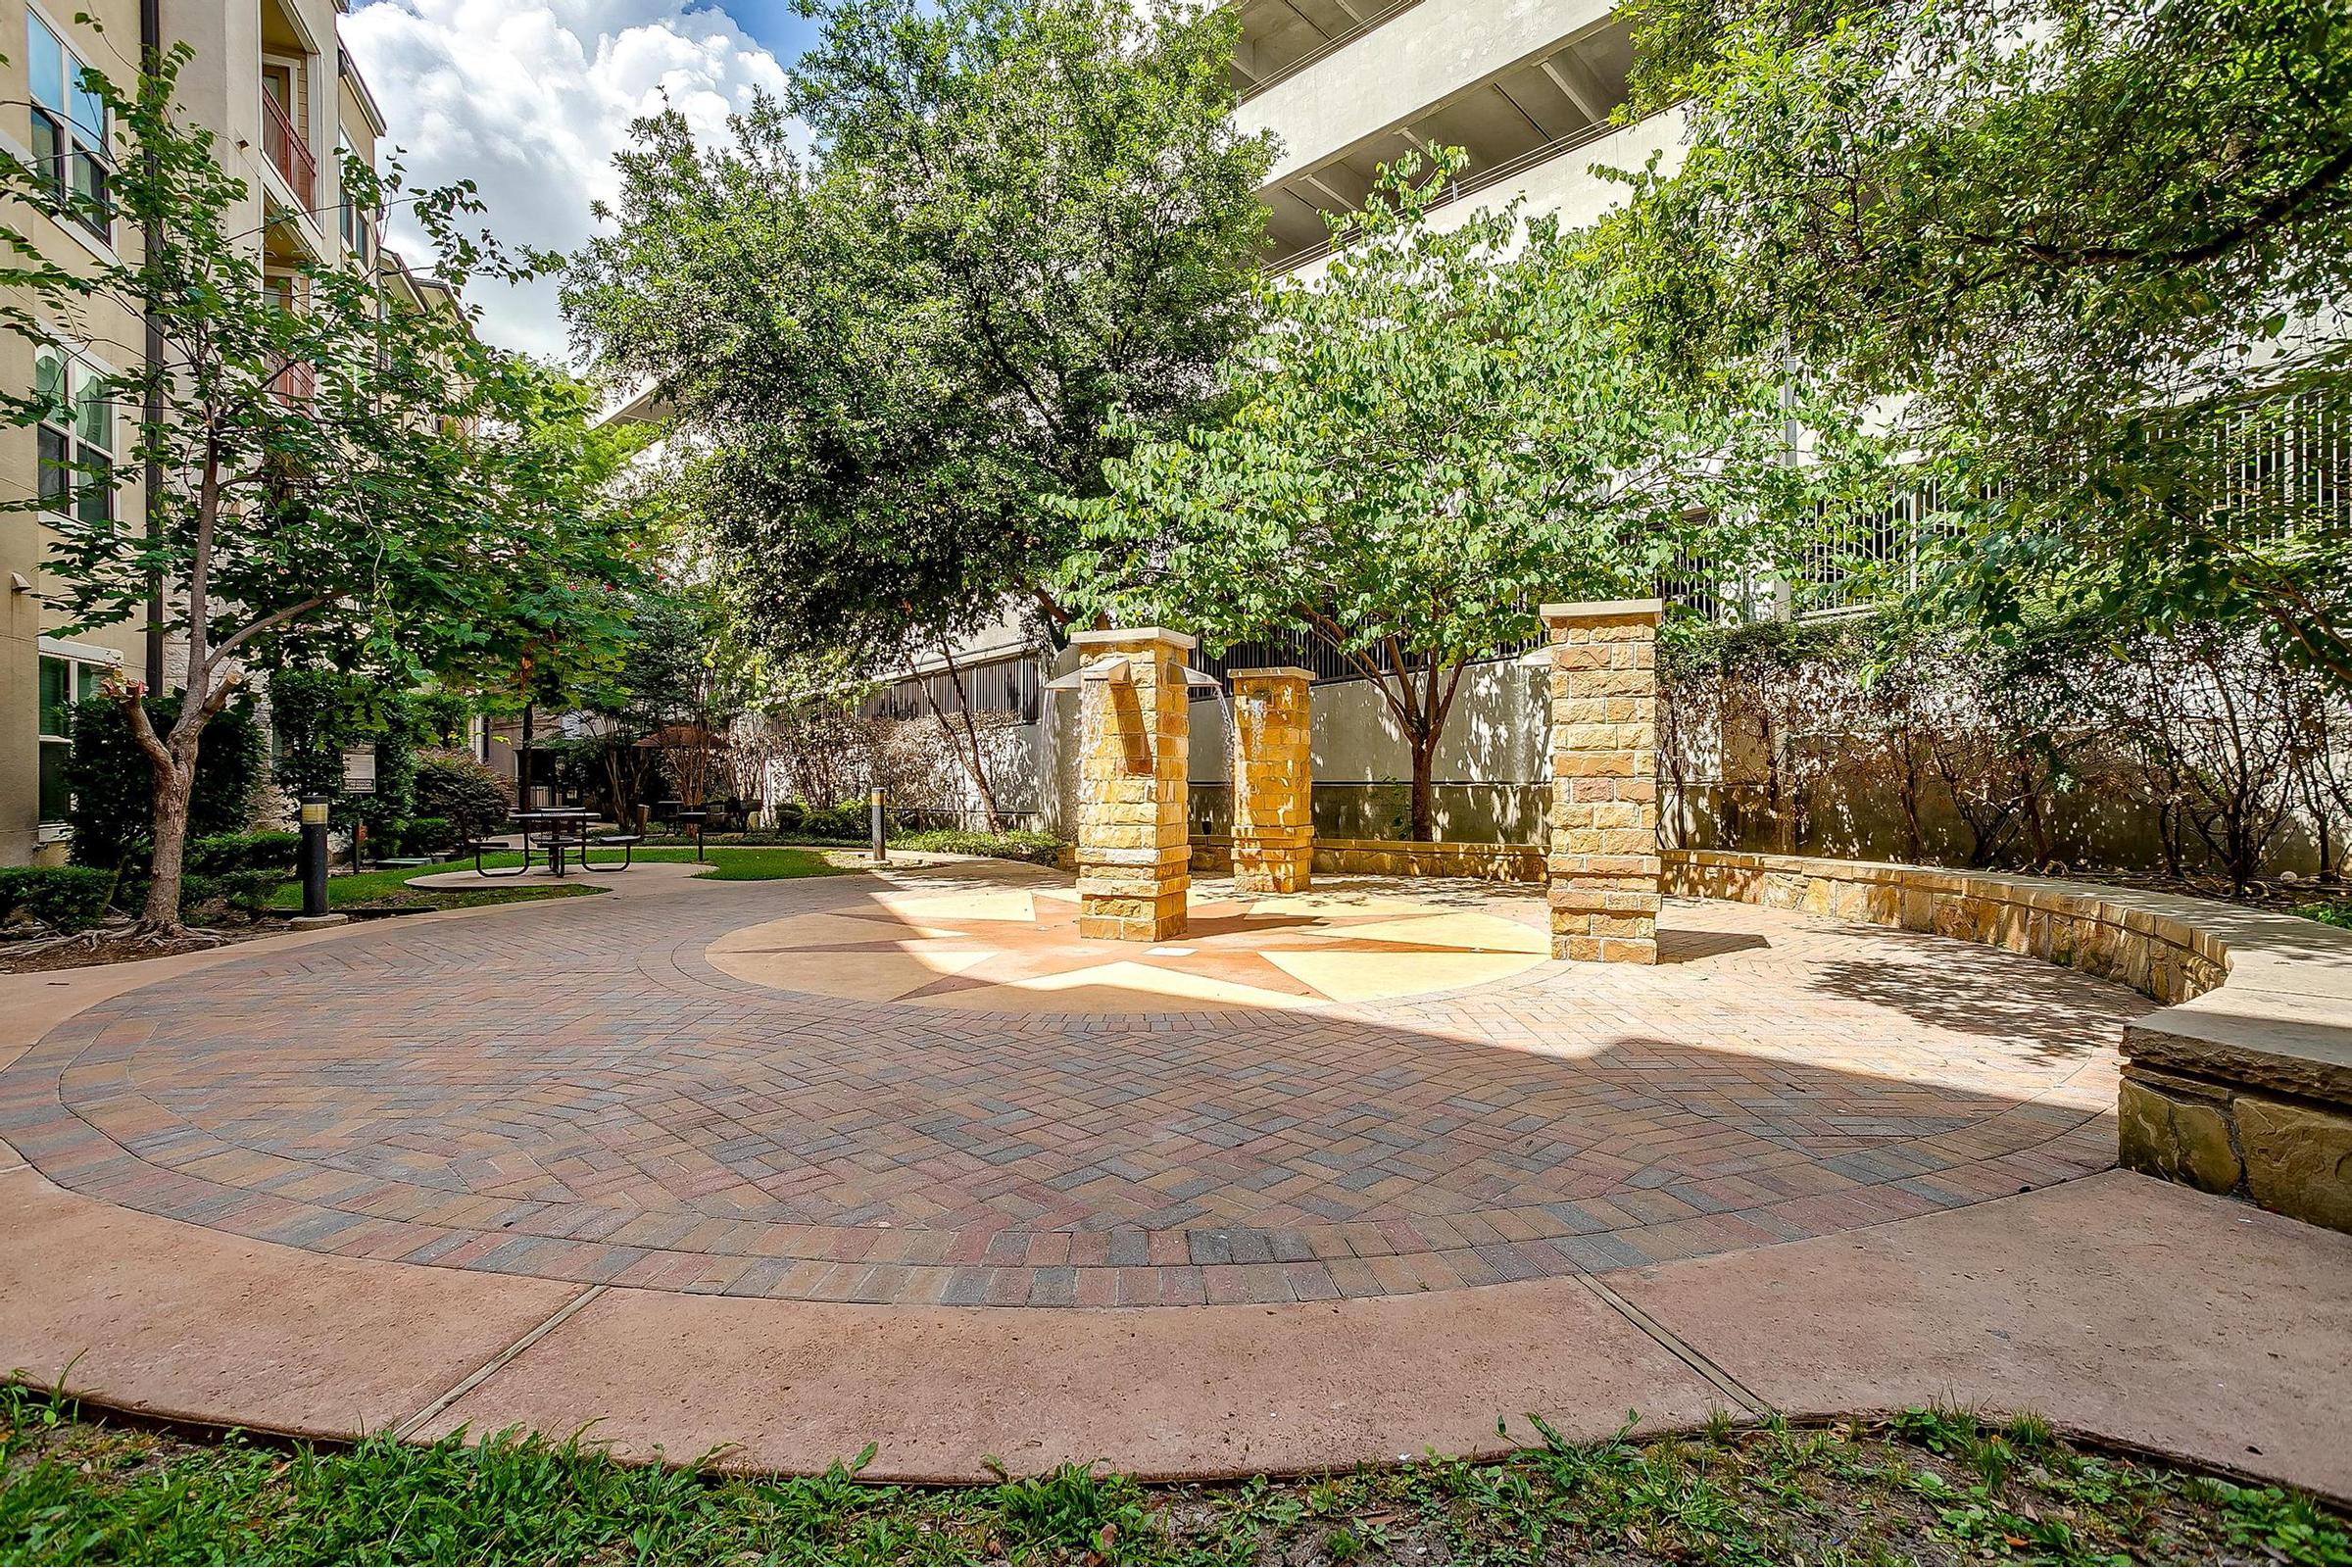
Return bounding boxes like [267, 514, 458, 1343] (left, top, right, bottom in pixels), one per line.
[2, 862, 2347, 1499]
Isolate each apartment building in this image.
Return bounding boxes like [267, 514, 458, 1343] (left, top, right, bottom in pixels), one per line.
[0, 0, 392, 863]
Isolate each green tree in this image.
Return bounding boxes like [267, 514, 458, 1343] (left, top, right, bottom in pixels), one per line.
[1062, 157, 1849, 840]
[570, 580, 760, 818]
[562, 0, 1274, 825]
[64, 695, 262, 880]
[0, 50, 644, 934]
[1609, 0, 2352, 679]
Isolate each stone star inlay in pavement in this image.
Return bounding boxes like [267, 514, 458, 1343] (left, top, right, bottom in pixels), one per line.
[705, 880, 1557, 1011]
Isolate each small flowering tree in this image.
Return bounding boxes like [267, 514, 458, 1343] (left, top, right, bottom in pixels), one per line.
[1063, 155, 1857, 839]
[0, 49, 643, 934]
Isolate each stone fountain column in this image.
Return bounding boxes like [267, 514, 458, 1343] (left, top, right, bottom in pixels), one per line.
[1544, 600, 1662, 963]
[1072, 626, 1194, 942]
[1228, 667, 1314, 895]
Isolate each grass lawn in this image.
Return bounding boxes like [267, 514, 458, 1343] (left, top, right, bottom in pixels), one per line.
[1, 1388, 2344, 1566]
[264, 846, 847, 914]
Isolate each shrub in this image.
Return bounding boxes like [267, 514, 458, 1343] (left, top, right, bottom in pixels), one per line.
[267, 665, 362, 808]
[355, 717, 419, 841]
[415, 751, 512, 843]
[65, 696, 264, 873]
[186, 830, 300, 878]
[401, 816, 460, 858]
[796, 803, 868, 841]
[176, 869, 281, 915]
[893, 828, 1066, 865]
[0, 865, 116, 932]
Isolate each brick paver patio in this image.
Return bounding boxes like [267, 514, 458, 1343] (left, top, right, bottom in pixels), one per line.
[0, 860, 2132, 1307]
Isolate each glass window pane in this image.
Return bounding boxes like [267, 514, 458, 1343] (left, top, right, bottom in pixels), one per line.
[74, 449, 112, 524]
[72, 151, 109, 231]
[74, 372, 110, 450]
[30, 111, 63, 194]
[75, 662, 102, 703]
[26, 14, 63, 109]
[40, 742, 71, 822]
[39, 656, 71, 737]
[37, 425, 69, 505]
[33, 348, 66, 416]
[70, 68, 107, 145]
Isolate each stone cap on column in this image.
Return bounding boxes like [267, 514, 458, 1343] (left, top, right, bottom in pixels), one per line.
[1540, 599, 1663, 625]
[1226, 666, 1316, 682]
[1070, 626, 1199, 653]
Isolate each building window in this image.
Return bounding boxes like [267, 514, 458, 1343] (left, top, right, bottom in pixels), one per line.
[25, 10, 111, 241]
[37, 652, 103, 826]
[336, 133, 375, 264]
[33, 345, 114, 526]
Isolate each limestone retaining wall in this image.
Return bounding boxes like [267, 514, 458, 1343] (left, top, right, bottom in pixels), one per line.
[1664, 848, 2352, 1235]
[1660, 849, 2229, 1004]
[1188, 835, 1544, 882]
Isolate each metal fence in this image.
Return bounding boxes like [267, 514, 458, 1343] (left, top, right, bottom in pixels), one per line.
[859, 656, 1044, 724]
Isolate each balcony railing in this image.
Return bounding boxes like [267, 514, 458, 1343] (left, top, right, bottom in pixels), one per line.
[263, 89, 315, 207]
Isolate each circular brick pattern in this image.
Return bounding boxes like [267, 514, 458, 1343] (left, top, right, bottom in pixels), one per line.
[0, 863, 2134, 1306]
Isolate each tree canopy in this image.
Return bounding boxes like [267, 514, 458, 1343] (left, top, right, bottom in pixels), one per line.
[0, 47, 650, 932]
[1607, 0, 2352, 677]
[1062, 158, 1861, 838]
[562, 0, 1275, 682]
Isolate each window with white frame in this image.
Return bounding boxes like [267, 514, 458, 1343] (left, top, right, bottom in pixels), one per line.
[24, 9, 112, 241]
[335, 131, 375, 264]
[33, 345, 114, 526]
[36, 647, 109, 828]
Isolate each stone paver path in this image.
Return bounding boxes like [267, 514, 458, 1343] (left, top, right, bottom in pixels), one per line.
[0, 861, 2131, 1307]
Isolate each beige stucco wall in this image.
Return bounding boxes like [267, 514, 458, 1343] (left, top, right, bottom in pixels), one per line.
[2, 0, 150, 865]
[1, 0, 381, 864]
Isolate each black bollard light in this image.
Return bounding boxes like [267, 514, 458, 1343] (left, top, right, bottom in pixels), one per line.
[299, 794, 330, 918]
[870, 788, 887, 863]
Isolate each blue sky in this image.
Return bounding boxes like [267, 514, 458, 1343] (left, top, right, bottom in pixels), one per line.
[343, 0, 817, 361]
[716, 0, 820, 58]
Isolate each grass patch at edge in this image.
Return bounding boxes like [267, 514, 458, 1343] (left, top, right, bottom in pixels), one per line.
[265, 845, 845, 912]
[4, 1385, 2348, 1566]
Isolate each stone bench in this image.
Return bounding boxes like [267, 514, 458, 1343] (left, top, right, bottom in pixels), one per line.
[1661, 849, 2352, 1234]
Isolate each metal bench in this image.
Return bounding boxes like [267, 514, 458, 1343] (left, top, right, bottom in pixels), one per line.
[470, 836, 528, 877]
[581, 832, 644, 873]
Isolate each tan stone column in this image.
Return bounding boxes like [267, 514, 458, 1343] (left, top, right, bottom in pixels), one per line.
[1229, 667, 1314, 894]
[1072, 626, 1194, 941]
[1544, 599, 1662, 963]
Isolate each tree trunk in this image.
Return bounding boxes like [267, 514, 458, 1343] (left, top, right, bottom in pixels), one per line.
[917, 648, 1004, 834]
[1407, 732, 1437, 843]
[138, 749, 196, 936]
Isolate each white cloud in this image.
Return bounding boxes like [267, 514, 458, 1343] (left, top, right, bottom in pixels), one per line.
[341, 0, 791, 362]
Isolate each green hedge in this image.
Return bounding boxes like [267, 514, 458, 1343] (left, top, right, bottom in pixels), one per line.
[398, 816, 461, 858]
[415, 751, 512, 843]
[893, 829, 1066, 865]
[178, 832, 302, 914]
[0, 865, 116, 933]
[65, 697, 263, 873]
[187, 831, 301, 877]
